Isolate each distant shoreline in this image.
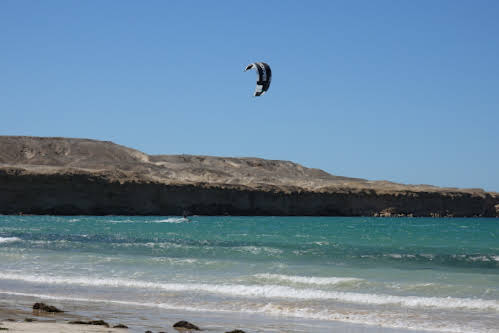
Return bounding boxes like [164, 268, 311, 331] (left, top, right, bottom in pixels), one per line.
[1, 170, 497, 217]
[1, 136, 498, 217]
[2, 213, 499, 218]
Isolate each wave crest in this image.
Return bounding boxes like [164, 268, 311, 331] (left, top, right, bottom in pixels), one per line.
[0, 237, 21, 244]
[253, 273, 362, 286]
[0, 272, 497, 311]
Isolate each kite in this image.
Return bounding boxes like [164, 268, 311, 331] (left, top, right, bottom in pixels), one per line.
[244, 62, 272, 96]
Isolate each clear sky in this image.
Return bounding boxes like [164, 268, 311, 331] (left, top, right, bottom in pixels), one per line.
[1, 1, 498, 191]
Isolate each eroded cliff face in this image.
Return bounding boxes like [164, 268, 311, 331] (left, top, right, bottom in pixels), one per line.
[0, 136, 497, 216]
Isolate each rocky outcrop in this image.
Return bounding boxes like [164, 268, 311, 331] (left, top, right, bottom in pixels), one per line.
[113, 324, 128, 328]
[32, 303, 63, 313]
[68, 320, 110, 327]
[0, 136, 497, 217]
[173, 320, 200, 330]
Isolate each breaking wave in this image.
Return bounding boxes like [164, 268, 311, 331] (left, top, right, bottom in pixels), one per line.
[253, 273, 363, 286]
[0, 272, 497, 311]
[0, 237, 21, 244]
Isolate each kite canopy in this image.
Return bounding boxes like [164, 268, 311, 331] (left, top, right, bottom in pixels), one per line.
[244, 62, 271, 96]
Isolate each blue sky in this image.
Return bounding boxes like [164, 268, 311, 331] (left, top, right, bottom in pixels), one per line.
[1, 1, 498, 191]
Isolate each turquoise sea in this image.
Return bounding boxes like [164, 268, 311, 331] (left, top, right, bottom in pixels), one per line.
[0, 216, 498, 333]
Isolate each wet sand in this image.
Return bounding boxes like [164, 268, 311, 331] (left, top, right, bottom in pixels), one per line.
[0, 303, 126, 333]
[0, 293, 446, 333]
[0, 321, 126, 332]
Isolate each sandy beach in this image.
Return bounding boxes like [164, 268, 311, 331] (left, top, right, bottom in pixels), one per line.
[0, 292, 452, 333]
[0, 302, 127, 333]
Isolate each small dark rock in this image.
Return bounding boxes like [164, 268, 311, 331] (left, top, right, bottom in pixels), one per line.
[68, 320, 109, 327]
[226, 330, 246, 333]
[173, 320, 200, 330]
[89, 320, 109, 327]
[0, 327, 8, 331]
[113, 323, 128, 328]
[32, 302, 63, 313]
[24, 318, 36, 322]
[145, 331, 153, 333]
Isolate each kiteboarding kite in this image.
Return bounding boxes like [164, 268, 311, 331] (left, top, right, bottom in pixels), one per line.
[244, 62, 271, 97]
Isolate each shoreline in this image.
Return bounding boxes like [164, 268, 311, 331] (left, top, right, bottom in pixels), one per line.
[0, 322, 125, 333]
[0, 299, 128, 333]
[0, 290, 446, 333]
[0, 308, 124, 333]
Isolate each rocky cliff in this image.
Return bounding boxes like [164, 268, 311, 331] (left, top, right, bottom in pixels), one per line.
[0, 136, 497, 216]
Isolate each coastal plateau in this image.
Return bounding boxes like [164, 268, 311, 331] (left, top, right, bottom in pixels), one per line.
[0, 136, 497, 217]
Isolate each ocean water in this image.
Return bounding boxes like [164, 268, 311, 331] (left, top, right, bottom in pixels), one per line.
[0, 216, 498, 333]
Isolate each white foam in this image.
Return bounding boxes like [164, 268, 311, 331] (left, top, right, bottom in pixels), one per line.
[234, 246, 283, 255]
[0, 272, 497, 311]
[251, 303, 487, 333]
[148, 217, 189, 223]
[29, 240, 68, 245]
[253, 274, 362, 286]
[0, 237, 21, 244]
[386, 253, 403, 259]
[109, 217, 189, 224]
[449, 254, 499, 263]
[149, 257, 200, 265]
[115, 241, 195, 250]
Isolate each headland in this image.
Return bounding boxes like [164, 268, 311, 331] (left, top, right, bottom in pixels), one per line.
[1, 136, 497, 217]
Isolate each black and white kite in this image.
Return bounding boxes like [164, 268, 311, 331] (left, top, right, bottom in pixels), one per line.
[244, 62, 271, 97]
